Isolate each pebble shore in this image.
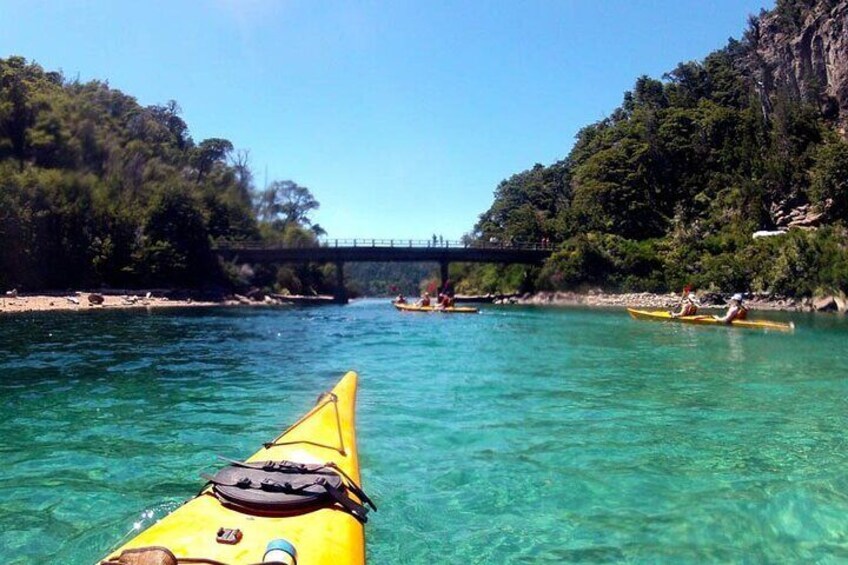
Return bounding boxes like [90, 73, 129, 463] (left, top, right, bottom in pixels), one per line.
[2, 290, 845, 314]
[501, 290, 847, 313]
[0, 291, 301, 315]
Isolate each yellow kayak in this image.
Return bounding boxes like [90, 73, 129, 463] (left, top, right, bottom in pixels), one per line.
[393, 303, 478, 314]
[99, 371, 372, 565]
[627, 308, 794, 332]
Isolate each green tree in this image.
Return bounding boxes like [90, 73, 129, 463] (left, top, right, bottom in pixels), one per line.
[255, 180, 321, 230]
[191, 137, 233, 182]
[135, 186, 212, 286]
[809, 137, 848, 221]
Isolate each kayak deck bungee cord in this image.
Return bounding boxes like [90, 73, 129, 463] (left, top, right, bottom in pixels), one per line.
[98, 371, 372, 565]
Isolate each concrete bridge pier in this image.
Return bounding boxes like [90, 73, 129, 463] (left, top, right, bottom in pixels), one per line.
[334, 261, 348, 304]
[440, 260, 449, 292]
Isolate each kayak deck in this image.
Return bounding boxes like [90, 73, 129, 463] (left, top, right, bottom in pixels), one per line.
[627, 308, 794, 332]
[99, 372, 365, 565]
[393, 303, 479, 314]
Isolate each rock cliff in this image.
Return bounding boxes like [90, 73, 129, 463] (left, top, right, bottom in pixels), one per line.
[752, 0, 848, 136]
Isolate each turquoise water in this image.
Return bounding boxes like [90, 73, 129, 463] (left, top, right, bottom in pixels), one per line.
[1, 302, 848, 563]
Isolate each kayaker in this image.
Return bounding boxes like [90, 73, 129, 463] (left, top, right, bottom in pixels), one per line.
[395, 294, 407, 304]
[670, 292, 700, 318]
[435, 293, 454, 309]
[714, 293, 748, 323]
[442, 278, 455, 297]
[417, 292, 431, 307]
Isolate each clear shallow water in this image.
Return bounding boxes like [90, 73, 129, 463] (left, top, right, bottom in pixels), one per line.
[1, 302, 847, 563]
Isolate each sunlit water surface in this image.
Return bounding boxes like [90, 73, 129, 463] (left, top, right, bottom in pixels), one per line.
[1, 301, 847, 563]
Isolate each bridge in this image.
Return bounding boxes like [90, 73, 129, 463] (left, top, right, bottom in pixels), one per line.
[212, 238, 554, 303]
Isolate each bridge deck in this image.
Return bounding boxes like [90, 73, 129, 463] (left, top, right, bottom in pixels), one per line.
[213, 239, 553, 265]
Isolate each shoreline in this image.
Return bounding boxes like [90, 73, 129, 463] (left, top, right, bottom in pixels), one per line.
[0, 291, 328, 315]
[0, 292, 235, 315]
[499, 290, 847, 313]
[1, 290, 845, 315]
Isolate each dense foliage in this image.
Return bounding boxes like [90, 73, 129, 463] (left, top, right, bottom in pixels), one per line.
[0, 56, 328, 293]
[469, 1, 848, 297]
[344, 262, 441, 297]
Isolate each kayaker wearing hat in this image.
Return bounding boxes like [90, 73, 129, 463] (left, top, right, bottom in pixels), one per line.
[714, 293, 748, 324]
[670, 292, 700, 318]
[417, 292, 431, 307]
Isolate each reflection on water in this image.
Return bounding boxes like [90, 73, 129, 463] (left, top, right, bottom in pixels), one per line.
[0, 303, 847, 563]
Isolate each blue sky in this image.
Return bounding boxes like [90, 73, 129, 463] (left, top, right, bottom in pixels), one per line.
[0, 0, 772, 240]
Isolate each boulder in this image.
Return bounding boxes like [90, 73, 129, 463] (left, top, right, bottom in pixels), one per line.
[245, 287, 265, 301]
[813, 296, 838, 312]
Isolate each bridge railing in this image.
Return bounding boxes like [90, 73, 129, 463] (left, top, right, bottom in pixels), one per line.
[212, 238, 555, 251]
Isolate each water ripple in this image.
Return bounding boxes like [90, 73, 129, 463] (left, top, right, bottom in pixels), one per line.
[0, 303, 847, 562]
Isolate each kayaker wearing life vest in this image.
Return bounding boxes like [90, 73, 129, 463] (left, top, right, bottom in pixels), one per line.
[435, 293, 455, 309]
[670, 292, 700, 318]
[417, 292, 431, 307]
[714, 293, 748, 323]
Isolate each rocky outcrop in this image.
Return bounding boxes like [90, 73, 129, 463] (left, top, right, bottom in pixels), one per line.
[813, 295, 838, 311]
[813, 293, 848, 312]
[769, 201, 826, 229]
[753, 1, 848, 137]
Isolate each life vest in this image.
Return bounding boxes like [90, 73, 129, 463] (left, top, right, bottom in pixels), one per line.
[734, 306, 748, 320]
[682, 303, 698, 316]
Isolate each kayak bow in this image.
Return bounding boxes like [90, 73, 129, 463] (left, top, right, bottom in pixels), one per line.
[627, 308, 794, 332]
[99, 371, 369, 565]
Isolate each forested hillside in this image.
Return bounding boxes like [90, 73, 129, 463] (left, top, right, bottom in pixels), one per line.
[3, 0, 847, 299]
[0, 56, 328, 293]
[469, 0, 848, 297]
[345, 262, 441, 297]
